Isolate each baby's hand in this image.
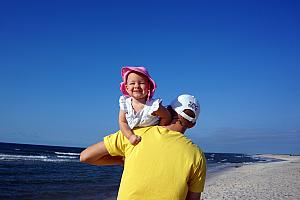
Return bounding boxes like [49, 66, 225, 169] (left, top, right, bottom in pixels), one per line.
[129, 134, 141, 145]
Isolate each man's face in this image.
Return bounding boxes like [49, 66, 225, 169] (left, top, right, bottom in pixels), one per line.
[167, 106, 186, 126]
[167, 106, 196, 127]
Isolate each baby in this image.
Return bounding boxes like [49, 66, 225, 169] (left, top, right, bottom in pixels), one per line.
[119, 66, 171, 145]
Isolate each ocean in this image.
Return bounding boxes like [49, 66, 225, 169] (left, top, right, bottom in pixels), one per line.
[0, 142, 266, 200]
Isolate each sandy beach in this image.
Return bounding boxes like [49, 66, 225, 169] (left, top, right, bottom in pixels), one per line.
[202, 154, 300, 200]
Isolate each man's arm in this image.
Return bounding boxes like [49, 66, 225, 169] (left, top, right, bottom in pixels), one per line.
[80, 141, 124, 166]
[185, 191, 201, 200]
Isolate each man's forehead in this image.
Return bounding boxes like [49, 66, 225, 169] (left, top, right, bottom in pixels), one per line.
[167, 106, 194, 118]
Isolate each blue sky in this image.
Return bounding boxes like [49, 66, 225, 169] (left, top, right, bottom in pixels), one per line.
[1, 0, 299, 154]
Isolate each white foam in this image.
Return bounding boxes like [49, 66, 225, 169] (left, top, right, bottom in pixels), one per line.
[41, 158, 79, 163]
[56, 155, 77, 159]
[54, 152, 80, 156]
[0, 153, 78, 162]
[0, 154, 47, 160]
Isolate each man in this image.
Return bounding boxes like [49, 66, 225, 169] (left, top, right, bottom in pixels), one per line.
[80, 94, 206, 200]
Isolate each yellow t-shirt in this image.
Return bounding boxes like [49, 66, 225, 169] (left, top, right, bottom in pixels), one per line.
[104, 126, 206, 200]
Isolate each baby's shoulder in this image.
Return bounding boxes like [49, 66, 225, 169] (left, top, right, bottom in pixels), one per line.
[147, 97, 162, 105]
[119, 95, 131, 102]
[119, 96, 132, 111]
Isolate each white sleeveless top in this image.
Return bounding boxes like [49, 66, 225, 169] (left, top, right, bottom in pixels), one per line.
[119, 96, 161, 129]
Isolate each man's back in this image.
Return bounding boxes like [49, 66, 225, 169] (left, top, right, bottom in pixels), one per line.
[104, 126, 206, 200]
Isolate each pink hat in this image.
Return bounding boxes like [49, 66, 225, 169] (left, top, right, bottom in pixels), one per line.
[120, 66, 157, 99]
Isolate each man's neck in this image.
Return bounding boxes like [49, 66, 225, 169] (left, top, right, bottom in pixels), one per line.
[164, 121, 187, 134]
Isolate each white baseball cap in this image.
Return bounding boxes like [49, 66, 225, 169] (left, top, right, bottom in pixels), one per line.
[171, 94, 200, 123]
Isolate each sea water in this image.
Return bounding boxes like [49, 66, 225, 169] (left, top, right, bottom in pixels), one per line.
[0, 142, 265, 200]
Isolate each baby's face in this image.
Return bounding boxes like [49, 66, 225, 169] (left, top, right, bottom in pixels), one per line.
[125, 72, 150, 101]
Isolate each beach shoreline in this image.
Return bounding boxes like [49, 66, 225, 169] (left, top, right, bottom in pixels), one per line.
[202, 154, 300, 200]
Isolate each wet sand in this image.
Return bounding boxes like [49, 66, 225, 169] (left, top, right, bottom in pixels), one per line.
[202, 154, 300, 200]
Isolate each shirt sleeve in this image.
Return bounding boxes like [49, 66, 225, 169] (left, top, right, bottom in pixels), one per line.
[103, 130, 127, 157]
[119, 95, 128, 112]
[148, 98, 162, 114]
[188, 151, 207, 192]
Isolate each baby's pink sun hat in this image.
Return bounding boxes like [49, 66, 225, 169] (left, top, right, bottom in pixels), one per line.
[120, 66, 157, 99]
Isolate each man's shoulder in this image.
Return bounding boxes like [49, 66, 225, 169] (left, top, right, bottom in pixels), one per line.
[132, 126, 157, 134]
[184, 140, 204, 155]
[170, 132, 205, 158]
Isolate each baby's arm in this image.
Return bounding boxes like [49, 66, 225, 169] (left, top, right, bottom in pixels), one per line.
[119, 109, 141, 145]
[153, 104, 172, 126]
